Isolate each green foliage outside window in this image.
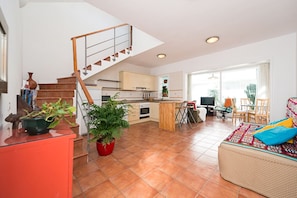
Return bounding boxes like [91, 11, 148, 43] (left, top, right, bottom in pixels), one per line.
[244, 84, 256, 105]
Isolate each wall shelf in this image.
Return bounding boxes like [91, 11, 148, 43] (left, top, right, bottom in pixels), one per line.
[97, 79, 120, 83]
[98, 79, 120, 90]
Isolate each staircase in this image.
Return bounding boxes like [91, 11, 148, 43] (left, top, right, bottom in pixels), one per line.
[37, 76, 88, 168]
[71, 24, 133, 81]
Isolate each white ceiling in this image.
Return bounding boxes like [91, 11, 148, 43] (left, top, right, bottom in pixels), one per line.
[86, 0, 297, 68]
[22, 0, 297, 68]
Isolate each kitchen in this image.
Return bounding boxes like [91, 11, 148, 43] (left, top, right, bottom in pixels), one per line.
[84, 69, 185, 126]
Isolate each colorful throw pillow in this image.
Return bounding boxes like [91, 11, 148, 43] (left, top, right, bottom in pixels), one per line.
[253, 117, 293, 134]
[269, 117, 289, 125]
[254, 126, 297, 145]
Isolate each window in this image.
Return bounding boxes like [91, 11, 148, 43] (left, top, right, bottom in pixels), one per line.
[189, 63, 269, 108]
[0, 7, 8, 93]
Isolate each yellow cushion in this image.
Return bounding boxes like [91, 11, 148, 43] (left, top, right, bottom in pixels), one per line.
[253, 117, 293, 135]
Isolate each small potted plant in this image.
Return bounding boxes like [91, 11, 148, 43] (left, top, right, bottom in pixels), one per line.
[87, 93, 129, 156]
[20, 98, 76, 135]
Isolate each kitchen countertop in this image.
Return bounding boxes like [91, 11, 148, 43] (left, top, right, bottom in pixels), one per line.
[121, 99, 180, 103]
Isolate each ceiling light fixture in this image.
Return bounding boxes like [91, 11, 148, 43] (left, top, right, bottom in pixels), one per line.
[208, 73, 218, 80]
[206, 36, 219, 44]
[157, 53, 166, 59]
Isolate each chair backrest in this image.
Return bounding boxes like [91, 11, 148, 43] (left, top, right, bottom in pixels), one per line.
[231, 98, 238, 113]
[240, 98, 251, 111]
[254, 98, 269, 115]
[224, 98, 232, 108]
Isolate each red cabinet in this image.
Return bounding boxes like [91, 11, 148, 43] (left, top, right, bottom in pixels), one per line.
[0, 125, 76, 198]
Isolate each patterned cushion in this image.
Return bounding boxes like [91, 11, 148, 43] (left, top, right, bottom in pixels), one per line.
[286, 97, 297, 127]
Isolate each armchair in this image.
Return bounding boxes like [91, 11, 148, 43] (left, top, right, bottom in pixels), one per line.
[215, 98, 233, 120]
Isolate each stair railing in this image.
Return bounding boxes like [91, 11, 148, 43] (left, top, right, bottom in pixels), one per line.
[71, 24, 132, 154]
[73, 71, 93, 153]
[71, 23, 132, 75]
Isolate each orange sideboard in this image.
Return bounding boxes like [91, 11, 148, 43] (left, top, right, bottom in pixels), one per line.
[0, 125, 76, 198]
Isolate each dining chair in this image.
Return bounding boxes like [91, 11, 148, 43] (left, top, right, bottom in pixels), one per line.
[248, 98, 270, 124]
[240, 98, 251, 111]
[231, 98, 247, 124]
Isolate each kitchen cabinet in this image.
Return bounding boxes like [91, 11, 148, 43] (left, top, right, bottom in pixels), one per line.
[120, 71, 156, 91]
[128, 103, 140, 122]
[142, 74, 156, 90]
[0, 125, 75, 198]
[150, 102, 159, 121]
[120, 71, 137, 90]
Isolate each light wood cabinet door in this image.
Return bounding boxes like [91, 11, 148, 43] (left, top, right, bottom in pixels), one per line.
[128, 103, 140, 122]
[150, 102, 159, 121]
[120, 71, 139, 90]
[120, 71, 156, 91]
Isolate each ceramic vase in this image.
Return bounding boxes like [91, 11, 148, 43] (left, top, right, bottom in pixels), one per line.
[27, 72, 37, 90]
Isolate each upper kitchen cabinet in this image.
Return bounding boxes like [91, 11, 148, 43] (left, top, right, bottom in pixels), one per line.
[119, 71, 156, 91]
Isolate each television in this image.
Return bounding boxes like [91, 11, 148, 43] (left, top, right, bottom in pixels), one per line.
[200, 97, 215, 106]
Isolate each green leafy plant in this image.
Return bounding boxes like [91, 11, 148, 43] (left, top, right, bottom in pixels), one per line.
[87, 93, 129, 145]
[20, 98, 76, 129]
[244, 84, 256, 105]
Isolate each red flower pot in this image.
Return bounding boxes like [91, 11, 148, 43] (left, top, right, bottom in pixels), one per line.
[96, 139, 115, 156]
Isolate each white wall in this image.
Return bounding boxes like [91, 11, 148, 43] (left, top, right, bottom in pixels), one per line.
[85, 62, 151, 84]
[21, 2, 123, 84]
[0, 0, 23, 127]
[151, 33, 297, 121]
[21, 2, 161, 85]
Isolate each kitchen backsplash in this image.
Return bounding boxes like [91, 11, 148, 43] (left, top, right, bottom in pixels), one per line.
[102, 90, 159, 101]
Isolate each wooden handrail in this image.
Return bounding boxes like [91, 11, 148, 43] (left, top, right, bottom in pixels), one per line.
[74, 71, 94, 105]
[71, 23, 129, 40]
[72, 38, 78, 71]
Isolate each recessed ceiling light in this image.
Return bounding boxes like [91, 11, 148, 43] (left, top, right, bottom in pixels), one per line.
[157, 53, 166, 59]
[206, 36, 219, 44]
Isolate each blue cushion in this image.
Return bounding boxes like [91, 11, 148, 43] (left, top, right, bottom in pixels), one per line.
[254, 126, 297, 145]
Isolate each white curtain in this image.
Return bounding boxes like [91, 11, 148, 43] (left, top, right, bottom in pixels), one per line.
[187, 74, 192, 100]
[256, 63, 270, 99]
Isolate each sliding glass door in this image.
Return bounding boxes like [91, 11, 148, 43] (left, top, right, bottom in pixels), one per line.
[189, 63, 269, 108]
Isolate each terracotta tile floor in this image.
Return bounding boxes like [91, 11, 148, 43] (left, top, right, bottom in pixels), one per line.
[73, 117, 266, 198]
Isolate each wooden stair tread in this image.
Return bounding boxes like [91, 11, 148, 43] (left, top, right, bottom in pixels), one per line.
[57, 76, 76, 80]
[74, 149, 88, 156]
[38, 89, 74, 92]
[39, 82, 75, 85]
[37, 75, 88, 168]
[36, 96, 73, 99]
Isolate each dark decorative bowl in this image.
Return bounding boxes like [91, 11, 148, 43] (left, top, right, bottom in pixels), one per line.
[21, 117, 52, 135]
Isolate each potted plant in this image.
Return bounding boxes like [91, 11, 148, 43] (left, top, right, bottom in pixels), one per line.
[87, 93, 129, 156]
[20, 98, 76, 135]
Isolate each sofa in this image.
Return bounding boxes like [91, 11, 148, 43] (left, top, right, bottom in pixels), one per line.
[218, 97, 297, 198]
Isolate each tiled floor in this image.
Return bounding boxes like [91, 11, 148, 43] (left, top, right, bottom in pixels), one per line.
[73, 117, 266, 198]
